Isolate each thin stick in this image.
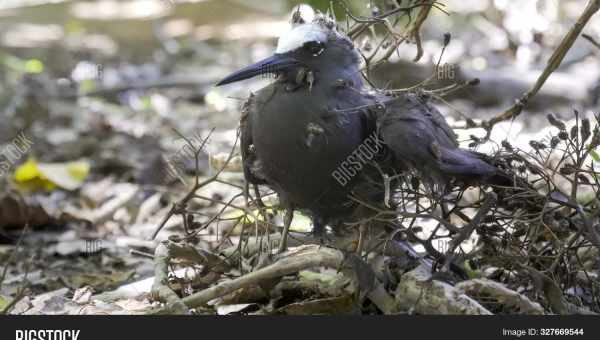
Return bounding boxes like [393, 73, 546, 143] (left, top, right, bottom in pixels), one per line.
[443, 192, 497, 272]
[583, 33, 600, 50]
[481, 0, 600, 136]
[150, 129, 238, 239]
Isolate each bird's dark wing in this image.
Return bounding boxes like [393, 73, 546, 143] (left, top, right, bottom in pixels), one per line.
[381, 94, 458, 147]
[240, 93, 267, 185]
[376, 93, 508, 186]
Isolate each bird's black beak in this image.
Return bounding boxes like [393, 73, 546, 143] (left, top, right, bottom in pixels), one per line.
[216, 54, 300, 86]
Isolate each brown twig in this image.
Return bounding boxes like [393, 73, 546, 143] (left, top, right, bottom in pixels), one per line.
[150, 128, 238, 240]
[442, 192, 497, 272]
[340, 0, 444, 69]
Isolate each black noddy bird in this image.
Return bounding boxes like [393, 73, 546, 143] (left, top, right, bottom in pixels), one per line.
[216, 11, 511, 252]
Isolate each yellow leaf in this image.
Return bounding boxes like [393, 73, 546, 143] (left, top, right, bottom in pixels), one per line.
[67, 161, 91, 182]
[222, 206, 313, 233]
[14, 158, 90, 191]
[14, 158, 43, 182]
[222, 206, 275, 224]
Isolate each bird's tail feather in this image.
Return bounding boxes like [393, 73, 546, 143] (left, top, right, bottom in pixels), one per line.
[437, 148, 514, 187]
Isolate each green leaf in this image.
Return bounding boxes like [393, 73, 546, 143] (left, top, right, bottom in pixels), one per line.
[79, 79, 96, 93]
[590, 149, 600, 163]
[24, 59, 44, 74]
[65, 20, 84, 34]
[0, 295, 10, 312]
[141, 96, 152, 110]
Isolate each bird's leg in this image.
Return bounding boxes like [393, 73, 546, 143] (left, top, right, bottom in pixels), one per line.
[356, 223, 367, 256]
[243, 180, 250, 207]
[253, 185, 266, 208]
[253, 184, 271, 221]
[312, 218, 333, 248]
[277, 208, 294, 254]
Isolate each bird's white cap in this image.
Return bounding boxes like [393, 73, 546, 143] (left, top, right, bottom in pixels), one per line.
[275, 24, 328, 54]
[275, 5, 336, 54]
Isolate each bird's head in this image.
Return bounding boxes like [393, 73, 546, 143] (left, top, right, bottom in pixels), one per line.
[216, 7, 360, 87]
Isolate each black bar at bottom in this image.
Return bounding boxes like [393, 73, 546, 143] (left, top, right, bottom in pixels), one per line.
[0, 315, 598, 340]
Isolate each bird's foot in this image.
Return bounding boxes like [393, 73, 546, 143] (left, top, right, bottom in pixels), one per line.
[312, 226, 333, 249]
[316, 232, 334, 249]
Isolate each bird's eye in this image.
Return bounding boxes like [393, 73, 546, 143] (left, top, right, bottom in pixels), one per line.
[304, 41, 325, 56]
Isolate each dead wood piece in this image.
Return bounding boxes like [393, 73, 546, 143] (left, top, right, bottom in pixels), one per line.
[455, 279, 544, 314]
[180, 246, 345, 308]
[272, 274, 348, 300]
[150, 242, 188, 314]
[151, 239, 233, 313]
[216, 271, 350, 307]
[217, 285, 270, 305]
[395, 265, 492, 315]
[521, 265, 597, 315]
[155, 245, 395, 314]
[278, 295, 357, 315]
